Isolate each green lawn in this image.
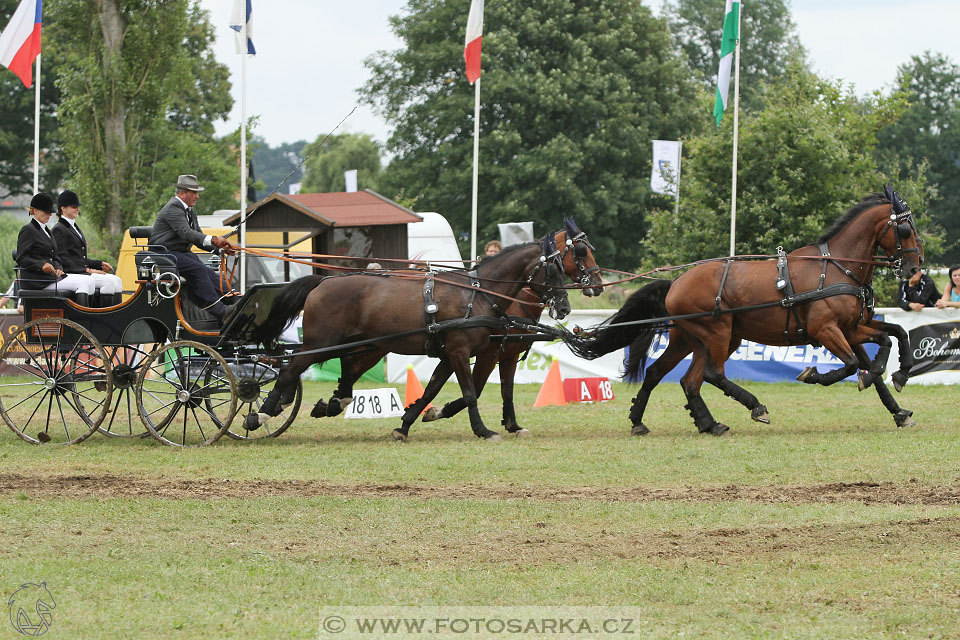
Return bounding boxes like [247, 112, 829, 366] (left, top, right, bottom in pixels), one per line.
[0, 380, 957, 639]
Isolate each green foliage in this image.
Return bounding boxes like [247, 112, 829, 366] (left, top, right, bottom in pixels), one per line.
[664, 0, 806, 113]
[0, 0, 67, 196]
[0, 213, 22, 293]
[50, 0, 235, 255]
[643, 65, 933, 268]
[877, 52, 960, 263]
[253, 136, 308, 196]
[300, 132, 382, 193]
[361, 0, 701, 269]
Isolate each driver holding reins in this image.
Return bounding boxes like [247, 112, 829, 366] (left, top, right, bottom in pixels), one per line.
[148, 174, 237, 325]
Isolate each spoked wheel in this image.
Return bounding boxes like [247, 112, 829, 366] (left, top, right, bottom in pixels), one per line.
[0, 318, 111, 445]
[214, 359, 302, 440]
[91, 345, 153, 438]
[136, 341, 237, 447]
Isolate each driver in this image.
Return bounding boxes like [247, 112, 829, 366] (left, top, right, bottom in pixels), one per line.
[148, 174, 236, 325]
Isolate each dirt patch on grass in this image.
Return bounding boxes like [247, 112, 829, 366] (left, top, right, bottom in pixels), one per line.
[1, 473, 959, 506]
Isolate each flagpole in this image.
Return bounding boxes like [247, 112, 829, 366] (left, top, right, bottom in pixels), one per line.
[239, 13, 247, 292]
[729, 5, 741, 257]
[675, 141, 682, 218]
[470, 77, 480, 265]
[32, 52, 40, 193]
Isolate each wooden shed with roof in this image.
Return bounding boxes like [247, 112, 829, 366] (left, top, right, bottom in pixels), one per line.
[223, 189, 422, 271]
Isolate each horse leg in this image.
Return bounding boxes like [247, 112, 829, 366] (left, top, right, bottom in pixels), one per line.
[854, 333, 892, 392]
[392, 360, 454, 442]
[871, 320, 913, 392]
[628, 330, 690, 436]
[494, 349, 529, 436]
[422, 348, 497, 424]
[703, 337, 770, 424]
[255, 350, 325, 428]
[446, 343, 500, 441]
[796, 326, 859, 386]
[679, 346, 729, 436]
[311, 351, 385, 418]
[853, 344, 915, 428]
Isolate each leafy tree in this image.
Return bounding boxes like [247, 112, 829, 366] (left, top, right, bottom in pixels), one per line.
[253, 136, 309, 196]
[361, 0, 702, 268]
[300, 133, 381, 194]
[877, 52, 960, 263]
[663, 0, 805, 113]
[643, 65, 937, 269]
[50, 0, 235, 254]
[0, 0, 67, 197]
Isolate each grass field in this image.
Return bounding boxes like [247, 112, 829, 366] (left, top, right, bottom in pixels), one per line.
[0, 378, 958, 639]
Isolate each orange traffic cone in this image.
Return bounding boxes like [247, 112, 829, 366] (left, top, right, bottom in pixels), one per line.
[533, 359, 567, 407]
[404, 365, 433, 412]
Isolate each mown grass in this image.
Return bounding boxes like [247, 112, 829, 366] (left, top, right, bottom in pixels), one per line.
[0, 380, 958, 638]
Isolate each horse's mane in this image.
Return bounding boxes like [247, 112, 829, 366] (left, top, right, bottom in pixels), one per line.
[816, 193, 890, 244]
[469, 241, 539, 269]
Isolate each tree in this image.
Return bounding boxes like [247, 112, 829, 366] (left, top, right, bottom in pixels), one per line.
[642, 65, 936, 269]
[664, 0, 805, 112]
[361, 0, 702, 268]
[253, 137, 309, 196]
[50, 0, 235, 254]
[877, 52, 960, 263]
[0, 0, 67, 197]
[300, 133, 381, 193]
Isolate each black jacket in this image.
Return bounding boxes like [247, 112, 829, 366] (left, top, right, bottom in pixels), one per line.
[148, 197, 208, 253]
[52, 218, 102, 274]
[16, 219, 65, 290]
[898, 274, 940, 310]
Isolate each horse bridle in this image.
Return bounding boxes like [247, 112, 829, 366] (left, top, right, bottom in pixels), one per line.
[526, 234, 568, 317]
[878, 186, 921, 278]
[560, 218, 601, 289]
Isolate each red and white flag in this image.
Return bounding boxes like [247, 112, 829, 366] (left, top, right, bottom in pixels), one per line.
[463, 0, 483, 84]
[0, 0, 42, 88]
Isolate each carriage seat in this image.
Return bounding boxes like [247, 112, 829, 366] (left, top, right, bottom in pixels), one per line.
[11, 250, 74, 300]
[128, 226, 153, 239]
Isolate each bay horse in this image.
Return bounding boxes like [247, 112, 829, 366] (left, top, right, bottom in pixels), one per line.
[250, 236, 571, 441]
[571, 189, 922, 436]
[302, 218, 604, 437]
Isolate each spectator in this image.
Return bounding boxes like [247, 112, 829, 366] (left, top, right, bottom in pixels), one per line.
[935, 264, 960, 310]
[0, 282, 20, 311]
[484, 240, 501, 256]
[897, 267, 940, 311]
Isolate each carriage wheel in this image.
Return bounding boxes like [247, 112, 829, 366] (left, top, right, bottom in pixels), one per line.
[0, 318, 111, 445]
[89, 345, 153, 438]
[135, 341, 237, 447]
[212, 359, 302, 440]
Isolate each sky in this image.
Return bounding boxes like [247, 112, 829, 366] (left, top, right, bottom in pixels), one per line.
[201, 0, 960, 149]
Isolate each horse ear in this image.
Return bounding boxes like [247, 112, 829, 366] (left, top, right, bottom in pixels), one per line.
[882, 185, 894, 202]
[564, 217, 580, 237]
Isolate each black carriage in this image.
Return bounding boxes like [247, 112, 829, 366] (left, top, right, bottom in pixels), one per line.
[0, 227, 303, 447]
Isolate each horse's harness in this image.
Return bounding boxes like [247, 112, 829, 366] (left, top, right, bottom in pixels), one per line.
[560, 225, 600, 290]
[713, 191, 918, 344]
[420, 235, 565, 357]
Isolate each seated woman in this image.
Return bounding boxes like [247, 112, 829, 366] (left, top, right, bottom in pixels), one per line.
[52, 190, 124, 306]
[935, 264, 960, 310]
[16, 193, 95, 305]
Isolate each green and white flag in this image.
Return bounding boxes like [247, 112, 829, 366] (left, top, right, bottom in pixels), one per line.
[713, 0, 740, 125]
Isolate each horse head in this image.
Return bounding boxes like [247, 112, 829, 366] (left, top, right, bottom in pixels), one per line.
[556, 217, 604, 296]
[878, 186, 923, 280]
[528, 234, 571, 320]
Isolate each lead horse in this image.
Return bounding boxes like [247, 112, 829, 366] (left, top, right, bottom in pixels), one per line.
[304, 218, 604, 437]
[571, 189, 923, 435]
[250, 235, 571, 440]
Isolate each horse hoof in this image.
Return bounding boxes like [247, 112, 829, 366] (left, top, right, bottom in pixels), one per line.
[513, 428, 531, 438]
[421, 407, 442, 422]
[339, 397, 354, 409]
[796, 367, 816, 383]
[255, 413, 270, 427]
[892, 371, 908, 393]
[857, 371, 872, 392]
[310, 401, 328, 418]
[895, 410, 916, 428]
[244, 413, 261, 431]
[391, 429, 408, 443]
[751, 405, 770, 424]
[485, 433, 502, 442]
[36, 431, 51, 443]
[631, 423, 650, 436]
[702, 422, 729, 436]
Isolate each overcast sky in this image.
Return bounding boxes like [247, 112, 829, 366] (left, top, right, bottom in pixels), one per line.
[201, 0, 960, 149]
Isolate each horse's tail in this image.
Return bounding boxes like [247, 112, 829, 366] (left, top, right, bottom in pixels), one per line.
[252, 275, 327, 346]
[567, 279, 672, 374]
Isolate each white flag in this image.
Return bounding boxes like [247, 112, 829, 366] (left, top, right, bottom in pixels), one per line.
[230, 0, 255, 55]
[650, 140, 681, 196]
[344, 170, 358, 193]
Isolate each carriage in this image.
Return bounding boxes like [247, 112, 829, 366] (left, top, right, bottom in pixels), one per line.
[0, 226, 304, 447]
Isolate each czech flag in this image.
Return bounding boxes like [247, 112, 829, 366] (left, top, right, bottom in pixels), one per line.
[463, 0, 483, 84]
[0, 0, 42, 88]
